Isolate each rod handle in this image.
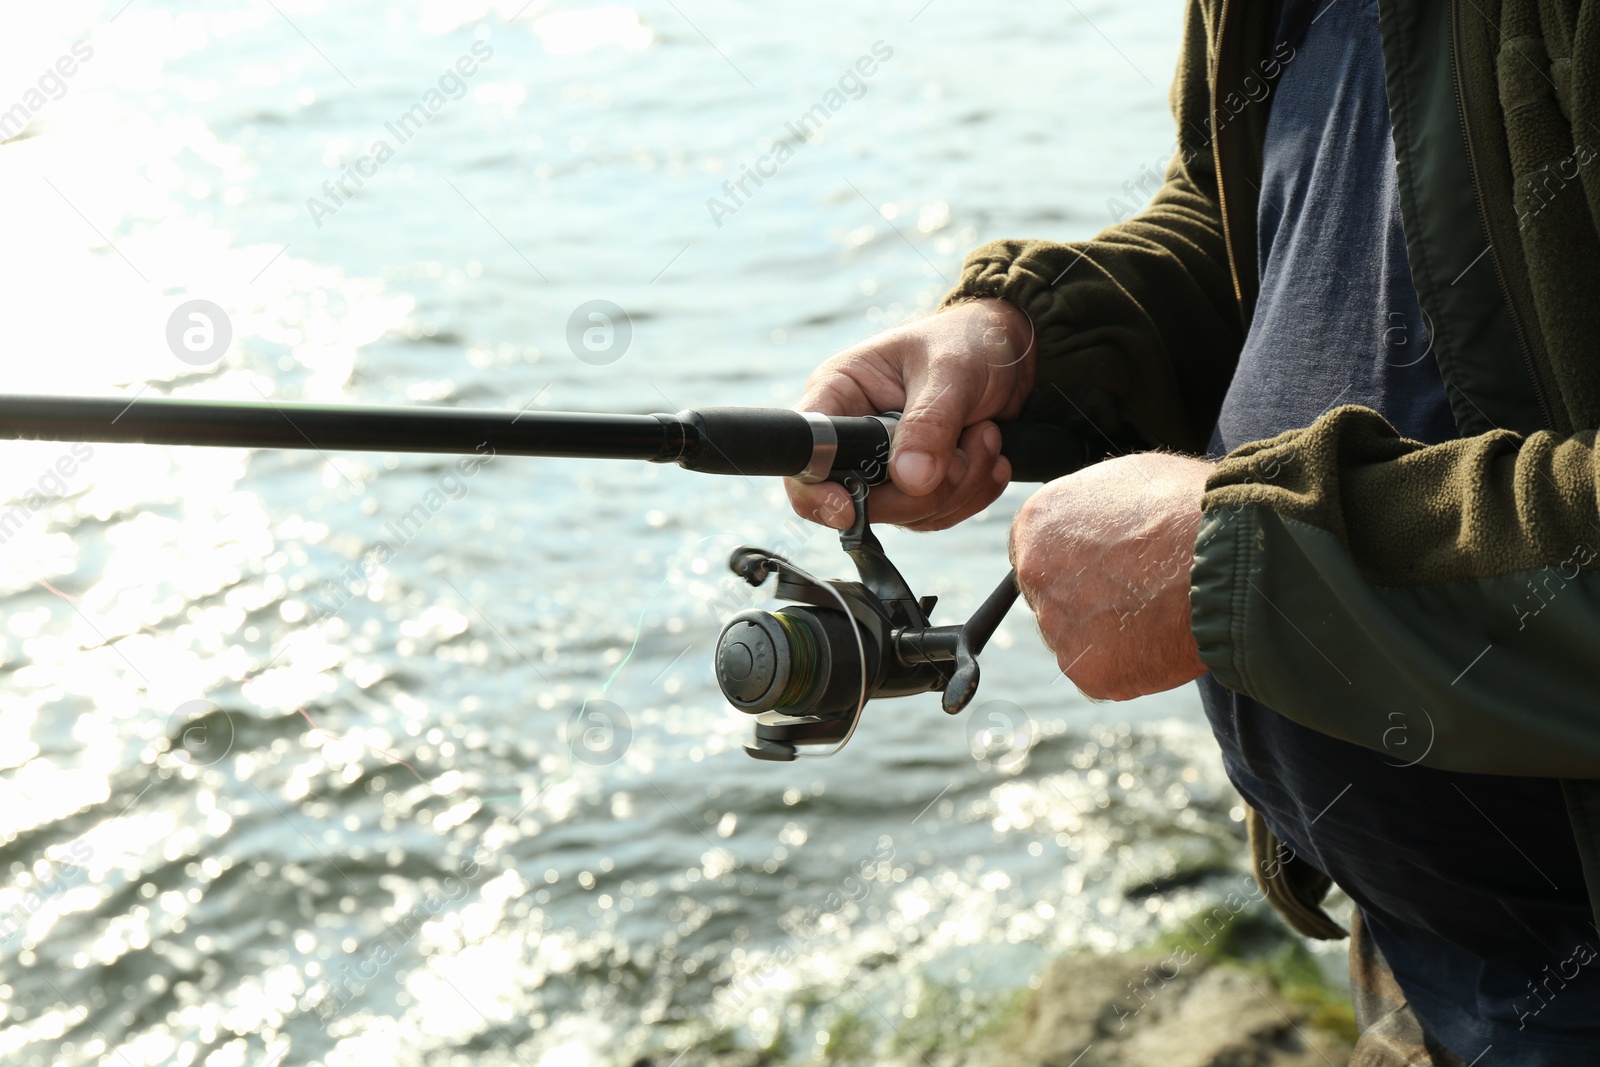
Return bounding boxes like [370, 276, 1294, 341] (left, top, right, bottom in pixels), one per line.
[676, 408, 894, 481]
[993, 420, 1101, 482]
[676, 407, 1096, 483]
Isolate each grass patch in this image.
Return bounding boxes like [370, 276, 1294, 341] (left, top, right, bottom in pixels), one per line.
[1259, 938, 1358, 1044]
[821, 1009, 874, 1062]
[884, 978, 1033, 1059]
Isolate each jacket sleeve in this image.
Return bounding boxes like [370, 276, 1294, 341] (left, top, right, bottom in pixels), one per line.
[938, 0, 1242, 455]
[1191, 403, 1600, 777]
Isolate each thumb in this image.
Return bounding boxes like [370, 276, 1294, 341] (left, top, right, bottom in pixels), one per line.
[891, 365, 975, 496]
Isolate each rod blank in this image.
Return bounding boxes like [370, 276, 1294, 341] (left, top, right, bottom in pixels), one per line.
[0, 394, 685, 462]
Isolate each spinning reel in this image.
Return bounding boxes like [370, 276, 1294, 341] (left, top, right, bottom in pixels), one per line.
[714, 473, 1020, 761]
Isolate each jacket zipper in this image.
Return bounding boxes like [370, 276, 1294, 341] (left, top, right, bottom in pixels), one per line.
[1449, 0, 1559, 432]
[1212, 0, 1246, 308]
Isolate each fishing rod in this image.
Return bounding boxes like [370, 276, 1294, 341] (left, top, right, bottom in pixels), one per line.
[0, 393, 1106, 761]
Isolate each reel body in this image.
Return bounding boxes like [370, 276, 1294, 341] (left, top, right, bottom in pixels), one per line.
[713, 476, 1019, 761]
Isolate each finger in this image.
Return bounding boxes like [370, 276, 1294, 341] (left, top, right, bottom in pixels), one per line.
[852, 483, 947, 526]
[786, 425, 975, 531]
[904, 449, 987, 532]
[788, 336, 925, 529]
[787, 465, 969, 530]
[785, 478, 857, 529]
[796, 420, 1009, 532]
[796, 366, 877, 420]
[786, 357, 900, 528]
[795, 340, 912, 419]
[890, 357, 982, 498]
[919, 431, 1006, 531]
[904, 423, 1009, 531]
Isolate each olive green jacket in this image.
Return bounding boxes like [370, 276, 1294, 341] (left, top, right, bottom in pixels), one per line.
[942, 0, 1600, 929]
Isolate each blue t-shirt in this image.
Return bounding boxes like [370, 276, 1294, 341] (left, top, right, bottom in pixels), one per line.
[1201, 0, 1600, 1058]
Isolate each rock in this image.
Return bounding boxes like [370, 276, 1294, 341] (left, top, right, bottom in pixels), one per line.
[956, 952, 1351, 1067]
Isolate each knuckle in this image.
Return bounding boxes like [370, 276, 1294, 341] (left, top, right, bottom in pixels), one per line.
[803, 353, 849, 387]
[802, 375, 856, 415]
[971, 425, 1000, 458]
[901, 404, 958, 441]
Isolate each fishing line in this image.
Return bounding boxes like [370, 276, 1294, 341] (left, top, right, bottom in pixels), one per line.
[767, 556, 868, 760]
[566, 532, 746, 768]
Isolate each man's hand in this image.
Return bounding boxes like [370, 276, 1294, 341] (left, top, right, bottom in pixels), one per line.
[786, 299, 1035, 531]
[1010, 452, 1212, 700]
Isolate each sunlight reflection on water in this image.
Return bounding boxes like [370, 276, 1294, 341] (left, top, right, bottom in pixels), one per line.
[0, 2, 1276, 1065]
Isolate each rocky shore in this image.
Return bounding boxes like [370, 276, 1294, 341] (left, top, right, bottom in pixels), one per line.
[647, 909, 1357, 1067]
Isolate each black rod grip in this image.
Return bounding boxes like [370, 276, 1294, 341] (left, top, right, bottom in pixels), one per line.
[675, 407, 896, 482]
[992, 420, 1099, 482]
[675, 407, 817, 477]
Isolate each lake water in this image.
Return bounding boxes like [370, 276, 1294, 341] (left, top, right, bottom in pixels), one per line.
[0, 2, 1321, 1064]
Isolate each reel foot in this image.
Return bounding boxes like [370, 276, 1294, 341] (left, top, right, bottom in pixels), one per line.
[743, 737, 797, 761]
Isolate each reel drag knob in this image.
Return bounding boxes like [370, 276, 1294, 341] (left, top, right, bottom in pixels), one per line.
[715, 609, 826, 713]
